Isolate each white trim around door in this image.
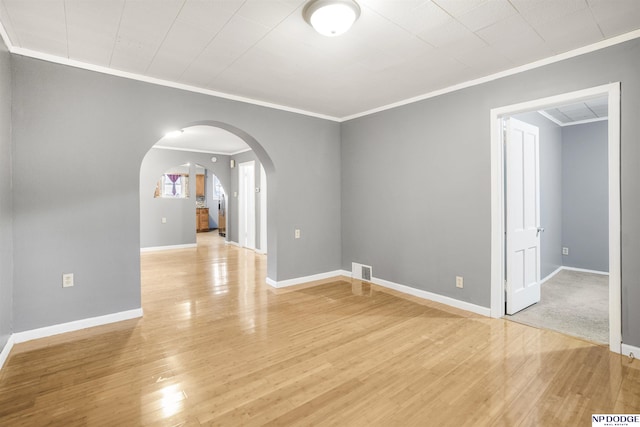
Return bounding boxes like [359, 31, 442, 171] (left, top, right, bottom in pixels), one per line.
[238, 161, 256, 250]
[490, 83, 621, 354]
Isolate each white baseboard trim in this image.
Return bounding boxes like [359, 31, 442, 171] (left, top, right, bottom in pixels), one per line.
[371, 276, 491, 317]
[140, 244, 196, 252]
[255, 249, 267, 255]
[225, 241, 241, 247]
[621, 343, 640, 358]
[541, 266, 609, 283]
[0, 334, 15, 370]
[561, 266, 609, 275]
[267, 269, 490, 316]
[12, 308, 143, 344]
[540, 266, 563, 285]
[266, 270, 349, 288]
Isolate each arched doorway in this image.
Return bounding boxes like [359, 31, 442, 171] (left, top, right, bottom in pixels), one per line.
[139, 121, 276, 281]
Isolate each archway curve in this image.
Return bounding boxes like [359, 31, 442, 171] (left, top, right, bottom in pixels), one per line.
[178, 120, 276, 174]
[140, 120, 278, 283]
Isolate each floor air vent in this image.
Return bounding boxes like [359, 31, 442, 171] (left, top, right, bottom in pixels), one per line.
[362, 266, 371, 281]
[352, 262, 373, 282]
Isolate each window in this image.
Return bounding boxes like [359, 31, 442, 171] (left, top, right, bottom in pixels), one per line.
[154, 170, 190, 199]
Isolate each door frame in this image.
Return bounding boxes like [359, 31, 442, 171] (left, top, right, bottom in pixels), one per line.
[489, 83, 621, 353]
[259, 164, 267, 254]
[238, 160, 256, 250]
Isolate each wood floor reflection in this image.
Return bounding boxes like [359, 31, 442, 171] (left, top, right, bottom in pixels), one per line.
[1, 232, 639, 426]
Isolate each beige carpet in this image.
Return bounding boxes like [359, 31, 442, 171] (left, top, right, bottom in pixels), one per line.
[507, 269, 608, 344]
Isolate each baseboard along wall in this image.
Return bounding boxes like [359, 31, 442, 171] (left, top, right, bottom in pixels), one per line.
[0, 308, 143, 371]
[140, 243, 197, 252]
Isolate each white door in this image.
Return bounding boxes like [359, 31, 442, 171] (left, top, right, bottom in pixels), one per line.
[238, 161, 255, 249]
[506, 118, 541, 314]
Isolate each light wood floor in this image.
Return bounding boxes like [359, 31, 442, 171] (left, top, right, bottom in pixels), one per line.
[1, 233, 638, 426]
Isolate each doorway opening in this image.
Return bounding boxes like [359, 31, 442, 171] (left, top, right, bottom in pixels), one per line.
[490, 83, 621, 353]
[139, 121, 275, 282]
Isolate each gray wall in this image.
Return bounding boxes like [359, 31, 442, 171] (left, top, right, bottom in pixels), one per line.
[513, 112, 563, 279]
[228, 150, 264, 249]
[562, 121, 609, 272]
[0, 38, 12, 353]
[11, 55, 342, 332]
[341, 39, 640, 347]
[4, 36, 640, 349]
[140, 148, 231, 248]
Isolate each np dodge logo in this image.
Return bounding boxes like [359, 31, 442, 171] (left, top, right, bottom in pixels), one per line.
[593, 414, 640, 426]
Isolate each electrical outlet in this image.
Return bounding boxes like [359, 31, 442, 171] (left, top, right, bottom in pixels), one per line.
[63, 273, 74, 288]
[456, 276, 464, 288]
[294, 229, 301, 239]
[562, 247, 569, 255]
[161, 217, 167, 224]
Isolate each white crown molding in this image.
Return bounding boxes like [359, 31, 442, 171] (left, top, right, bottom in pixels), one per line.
[537, 110, 566, 127]
[153, 145, 233, 156]
[561, 116, 609, 127]
[0, 20, 638, 123]
[538, 110, 608, 127]
[151, 145, 253, 156]
[7, 45, 342, 123]
[341, 29, 640, 122]
[229, 148, 253, 156]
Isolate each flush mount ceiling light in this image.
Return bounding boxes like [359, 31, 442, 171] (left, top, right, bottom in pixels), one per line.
[164, 129, 184, 138]
[303, 0, 361, 37]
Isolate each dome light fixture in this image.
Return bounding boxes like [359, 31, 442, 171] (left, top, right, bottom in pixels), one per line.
[303, 0, 361, 37]
[165, 129, 184, 138]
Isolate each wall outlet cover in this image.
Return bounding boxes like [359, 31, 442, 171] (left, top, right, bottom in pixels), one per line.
[456, 276, 464, 288]
[562, 247, 569, 255]
[63, 273, 74, 288]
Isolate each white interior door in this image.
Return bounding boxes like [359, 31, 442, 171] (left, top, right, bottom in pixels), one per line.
[238, 161, 255, 249]
[506, 118, 541, 314]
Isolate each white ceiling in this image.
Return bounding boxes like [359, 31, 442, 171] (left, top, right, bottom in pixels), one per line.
[1, 0, 639, 119]
[154, 125, 250, 155]
[540, 96, 608, 126]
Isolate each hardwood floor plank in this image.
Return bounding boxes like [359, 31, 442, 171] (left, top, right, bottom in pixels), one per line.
[0, 232, 638, 425]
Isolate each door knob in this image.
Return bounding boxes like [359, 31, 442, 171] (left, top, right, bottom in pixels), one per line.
[536, 227, 545, 236]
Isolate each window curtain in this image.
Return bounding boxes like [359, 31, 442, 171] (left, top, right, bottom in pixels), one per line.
[166, 174, 181, 195]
